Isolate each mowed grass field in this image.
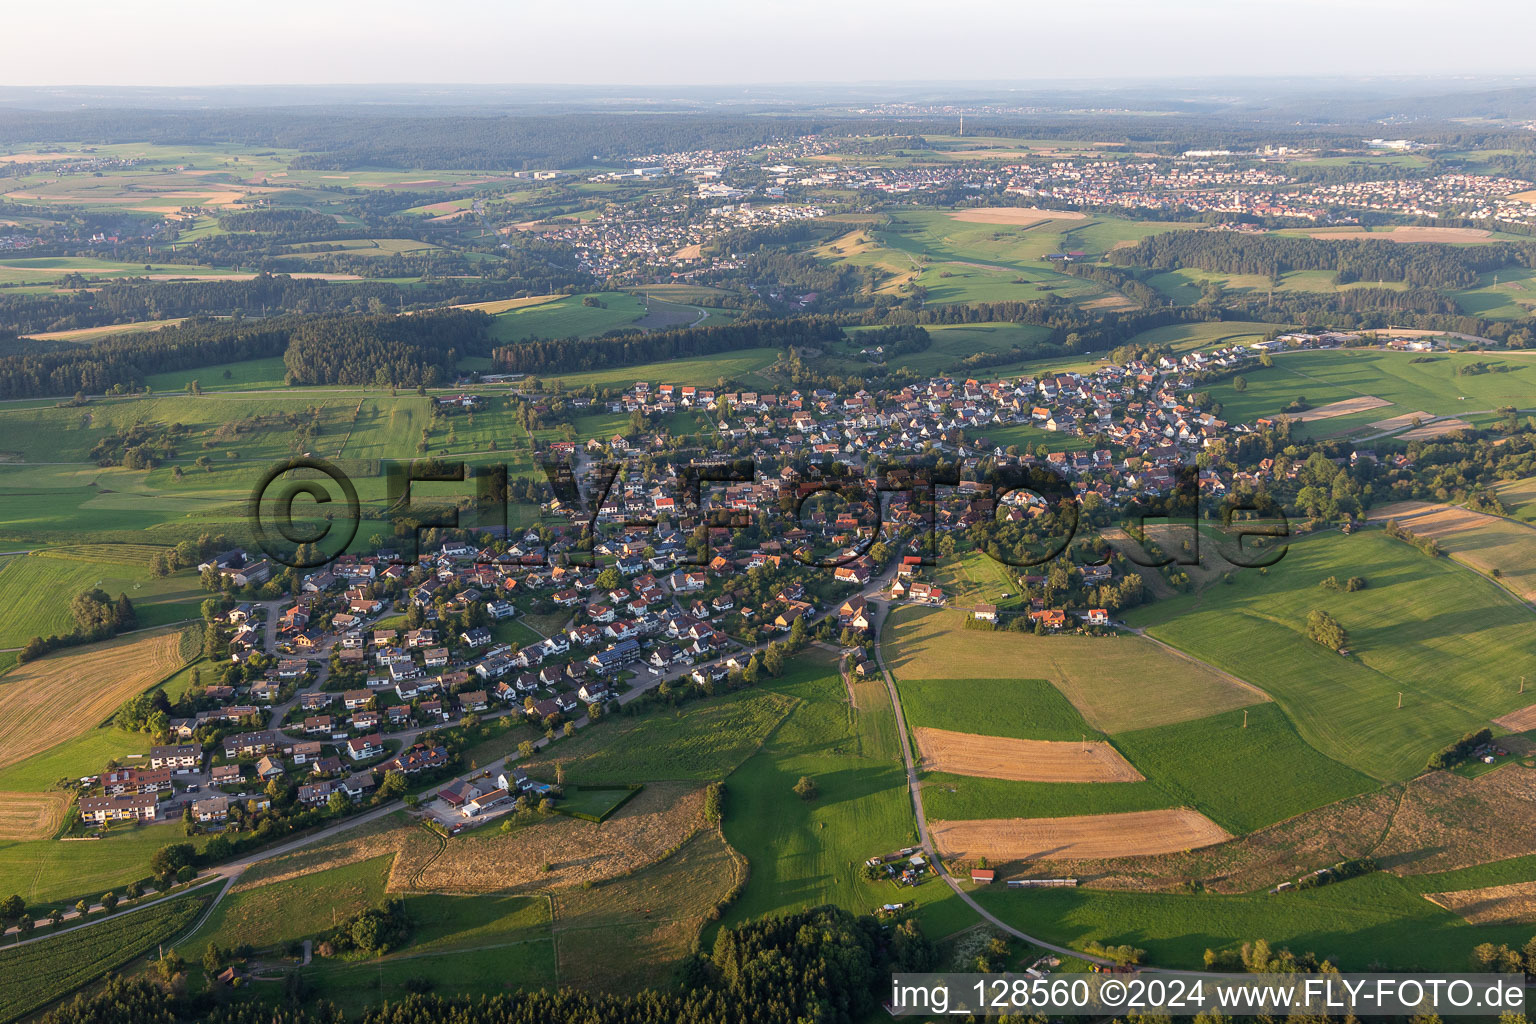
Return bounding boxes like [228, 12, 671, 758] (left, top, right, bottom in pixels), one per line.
[974, 870, 1530, 970]
[0, 824, 209, 907]
[1496, 476, 1536, 525]
[882, 606, 1266, 733]
[0, 629, 184, 775]
[1128, 529, 1536, 781]
[189, 854, 395, 955]
[488, 291, 650, 343]
[1201, 348, 1536, 437]
[895, 676, 1099, 741]
[0, 552, 202, 647]
[1366, 500, 1536, 603]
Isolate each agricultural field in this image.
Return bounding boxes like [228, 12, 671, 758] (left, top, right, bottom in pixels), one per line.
[1495, 476, 1536, 525]
[0, 629, 184, 776]
[912, 728, 1142, 783]
[488, 291, 651, 343]
[0, 551, 203, 647]
[0, 819, 208, 907]
[930, 807, 1230, 862]
[1129, 529, 1536, 782]
[1200, 348, 1536, 438]
[973, 871, 1527, 970]
[1366, 500, 1536, 603]
[882, 606, 1267, 733]
[718, 654, 970, 938]
[0, 885, 217, 1024]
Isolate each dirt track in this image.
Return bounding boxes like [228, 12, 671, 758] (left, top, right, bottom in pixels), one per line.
[915, 727, 1143, 783]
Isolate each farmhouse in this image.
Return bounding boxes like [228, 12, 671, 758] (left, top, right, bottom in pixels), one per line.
[972, 603, 998, 623]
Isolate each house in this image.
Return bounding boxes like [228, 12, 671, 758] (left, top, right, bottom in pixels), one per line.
[288, 740, 323, 763]
[972, 603, 998, 623]
[347, 734, 384, 761]
[1085, 608, 1110, 626]
[298, 780, 338, 806]
[908, 582, 942, 603]
[193, 796, 231, 823]
[210, 764, 245, 787]
[1029, 609, 1067, 630]
[149, 744, 202, 773]
[255, 755, 284, 780]
[460, 690, 490, 712]
[461, 627, 492, 648]
[78, 794, 158, 824]
[101, 767, 171, 795]
[971, 868, 996, 885]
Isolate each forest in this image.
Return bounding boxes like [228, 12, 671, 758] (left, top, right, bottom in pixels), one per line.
[491, 316, 846, 375]
[1111, 230, 1536, 289]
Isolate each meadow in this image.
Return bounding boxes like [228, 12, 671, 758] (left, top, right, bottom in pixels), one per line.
[1128, 529, 1536, 781]
[0, 552, 203, 647]
[894, 676, 1100, 741]
[718, 654, 971, 939]
[973, 871, 1526, 970]
[1110, 704, 1375, 833]
[1201, 348, 1536, 437]
[1495, 476, 1536, 525]
[520, 687, 798, 783]
[881, 606, 1266, 734]
[189, 855, 394, 955]
[488, 291, 650, 343]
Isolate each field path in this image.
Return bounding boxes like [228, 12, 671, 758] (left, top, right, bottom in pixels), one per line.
[867, 600, 1116, 967]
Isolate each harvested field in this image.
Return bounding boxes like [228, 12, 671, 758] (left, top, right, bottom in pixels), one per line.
[1428, 881, 1536, 925]
[1400, 419, 1473, 440]
[1367, 410, 1435, 432]
[914, 727, 1143, 783]
[672, 243, 702, 260]
[1030, 761, 1536, 895]
[1285, 396, 1392, 422]
[1303, 226, 1493, 243]
[1495, 703, 1536, 732]
[946, 207, 1087, 226]
[930, 808, 1230, 862]
[0, 791, 69, 840]
[0, 630, 183, 773]
[1366, 500, 1536, 602]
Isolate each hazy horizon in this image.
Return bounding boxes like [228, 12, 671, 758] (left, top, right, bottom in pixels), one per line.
[4, 0, 1533, 89]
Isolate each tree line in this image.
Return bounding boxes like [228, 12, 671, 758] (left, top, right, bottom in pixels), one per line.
[491, 316, 846, 375]
[1112, 230, 1536, 290]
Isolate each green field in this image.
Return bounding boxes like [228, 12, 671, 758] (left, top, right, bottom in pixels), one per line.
[0, 552, 202, 647]
[1129, 529, 1536, 781]
[0, 826, 208, 908]
[1201, 348, 1536, 437]
[895, 676, 1099, 741]
[0, 727, 154, 792]
[521, 687, 798, 783]
[1495, 476, 1536, 525]
[717, 654, 972, 939]
[974, 871, 1524, 970]
[1111, 704, 1375, 833]
[489, 291, 650, 343]
[188, 855, 394, 955]
[0, 885, 217, 1024]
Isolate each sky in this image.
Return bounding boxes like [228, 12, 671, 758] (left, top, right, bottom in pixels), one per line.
[2, 0, 1532, 87]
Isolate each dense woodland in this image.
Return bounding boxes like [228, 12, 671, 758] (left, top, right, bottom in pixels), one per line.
[491, 316, 846, 375]
[0, 309, 488, 396]
[1112, 231, 1536, 289]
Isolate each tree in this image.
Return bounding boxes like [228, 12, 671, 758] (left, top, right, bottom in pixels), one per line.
[0, 894, 23, 922]
[327, 790, 349, 814]
[1306, 608, 1347, 651]
[1233, 375, 1248, 392]
[101, 891, 119, 913]
[595, 567, 622, 591]
[793, 775, 819, 800]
